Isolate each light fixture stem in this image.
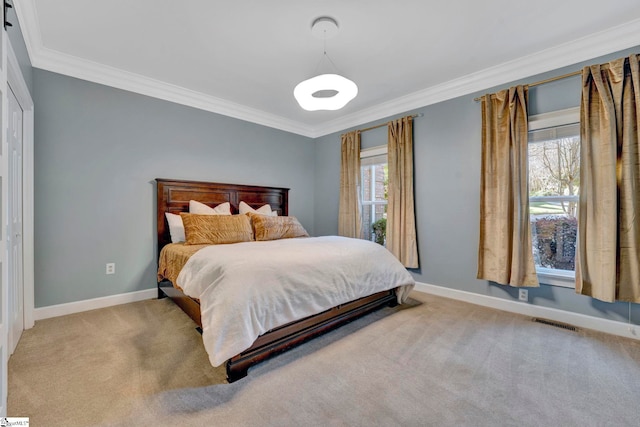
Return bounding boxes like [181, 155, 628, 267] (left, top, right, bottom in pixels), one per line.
[324, 53, 340, 73]
[313, 30, 340, 75]
[323, 30, 327, 55]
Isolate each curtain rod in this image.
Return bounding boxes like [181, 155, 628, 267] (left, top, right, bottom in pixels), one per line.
[473, 69, 581, 102]
[357, 113, 423, 133]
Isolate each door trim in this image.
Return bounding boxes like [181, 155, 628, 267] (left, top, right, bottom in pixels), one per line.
[7, 39, 34, 330]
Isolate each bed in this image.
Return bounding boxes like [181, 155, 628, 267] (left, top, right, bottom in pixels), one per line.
[156, 178, 415, 382]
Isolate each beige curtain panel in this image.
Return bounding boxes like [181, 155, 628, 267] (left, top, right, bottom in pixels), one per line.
[477, 86, 539, 287]
[387, 116, 419, 268]
[338, 130, 363, 238]
[576, 54, 640, 303]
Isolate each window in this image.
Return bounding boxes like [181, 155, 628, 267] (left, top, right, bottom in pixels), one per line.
[528, 108, 580, 287]
[360, 146, 388, 244]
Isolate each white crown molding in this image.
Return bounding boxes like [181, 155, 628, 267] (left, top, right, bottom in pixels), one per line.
[35, 47, 316, 137]
[13, 0, 42, 61]
[414, 282, 639, 341]
[14, 1, 640, 139]
[13, 1, 315, 138]
[315, 18, 640, 137]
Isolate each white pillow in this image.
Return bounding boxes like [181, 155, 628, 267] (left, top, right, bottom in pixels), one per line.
[239, 201, 277, 216]
[165, 212, 185, 243]
[189, 200, 232, 215]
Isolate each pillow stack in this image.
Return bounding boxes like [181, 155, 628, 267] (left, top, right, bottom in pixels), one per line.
[165, 200, 308, 245]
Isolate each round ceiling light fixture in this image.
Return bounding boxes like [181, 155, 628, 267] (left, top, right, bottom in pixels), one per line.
[294, 73, 358, 111]
[294, 17, 358, 111]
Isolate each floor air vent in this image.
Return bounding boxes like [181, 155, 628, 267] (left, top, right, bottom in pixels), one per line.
[532, 318, 578, 332]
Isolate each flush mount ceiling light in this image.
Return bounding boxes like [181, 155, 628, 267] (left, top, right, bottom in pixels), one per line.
[294, 17, 358, 111]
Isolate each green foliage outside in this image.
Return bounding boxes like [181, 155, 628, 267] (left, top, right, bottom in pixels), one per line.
[372, 218, 386, 246]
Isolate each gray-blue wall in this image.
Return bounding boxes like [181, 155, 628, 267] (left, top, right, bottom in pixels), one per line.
[33, 70, 314, 307]
[12, 9, 640, 327]
[313, 46, 640, 326]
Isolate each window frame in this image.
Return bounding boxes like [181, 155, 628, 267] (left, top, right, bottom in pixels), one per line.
[360, 145, 388, 243]
[528, 107, 580, 288]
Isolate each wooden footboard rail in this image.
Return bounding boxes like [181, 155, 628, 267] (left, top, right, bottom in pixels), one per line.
[158, 280, 397, 383]
[225, 289, 397, 382]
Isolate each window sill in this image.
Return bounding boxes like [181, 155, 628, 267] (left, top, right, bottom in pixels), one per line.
[536, 267, 575, 288]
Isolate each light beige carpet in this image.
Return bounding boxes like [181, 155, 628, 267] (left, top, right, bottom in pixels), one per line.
[8, 292, 640, 426]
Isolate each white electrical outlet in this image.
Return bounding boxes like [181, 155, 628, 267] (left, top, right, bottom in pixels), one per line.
[518, 289, 528, 302]
[106, 263, 115, 275]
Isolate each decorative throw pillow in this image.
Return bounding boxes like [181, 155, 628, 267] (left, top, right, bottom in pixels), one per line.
[189, 200, 232, 215]
[250, 214, 309, 241]
[180, 213, 253, 245]
[165, 212, 186, 243]
[239, 201, 277, 216]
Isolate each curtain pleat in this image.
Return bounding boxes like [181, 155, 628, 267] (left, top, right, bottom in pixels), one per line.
[576, 54, 640, 303]
[387, 116, 419, 268]
[338, 130, 363, 238]
[477, 86, 539, 287]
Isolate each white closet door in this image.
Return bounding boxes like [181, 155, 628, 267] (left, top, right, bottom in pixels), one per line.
[0, 15, 8, 416]
[7, 86, 22, 355]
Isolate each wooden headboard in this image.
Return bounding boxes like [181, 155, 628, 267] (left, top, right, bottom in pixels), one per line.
[156, 178, 289, 257]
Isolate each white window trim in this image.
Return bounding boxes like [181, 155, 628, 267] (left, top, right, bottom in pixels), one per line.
[536, 268, 575, 288]
[360, 145, 387, 158]
[529, 107, 579, 130]
[528, 107, 580, 288]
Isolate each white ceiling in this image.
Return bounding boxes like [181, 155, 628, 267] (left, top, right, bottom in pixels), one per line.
[14, 0, 640, 137]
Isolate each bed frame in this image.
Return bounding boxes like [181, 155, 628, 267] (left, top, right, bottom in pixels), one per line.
[156, 178, 397, 382]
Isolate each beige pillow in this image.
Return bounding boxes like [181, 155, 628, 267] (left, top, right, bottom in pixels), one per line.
[239, 201, 277, 216]
[189, 200, 232, 215]
[180, 213, 253, 245]
[250, 214, 309, 241]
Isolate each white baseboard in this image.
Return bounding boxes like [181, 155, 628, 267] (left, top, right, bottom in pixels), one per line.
[32, 283, 639, 341]
[34, 288, 158, 321]
[413, 282, 639, 341]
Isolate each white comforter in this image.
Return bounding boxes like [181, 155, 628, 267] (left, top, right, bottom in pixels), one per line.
[177, 236, 415, 367]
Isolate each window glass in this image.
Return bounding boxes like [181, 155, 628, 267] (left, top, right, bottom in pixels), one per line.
[361, 150, 388, 244]
[528, 123, 580, 274]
